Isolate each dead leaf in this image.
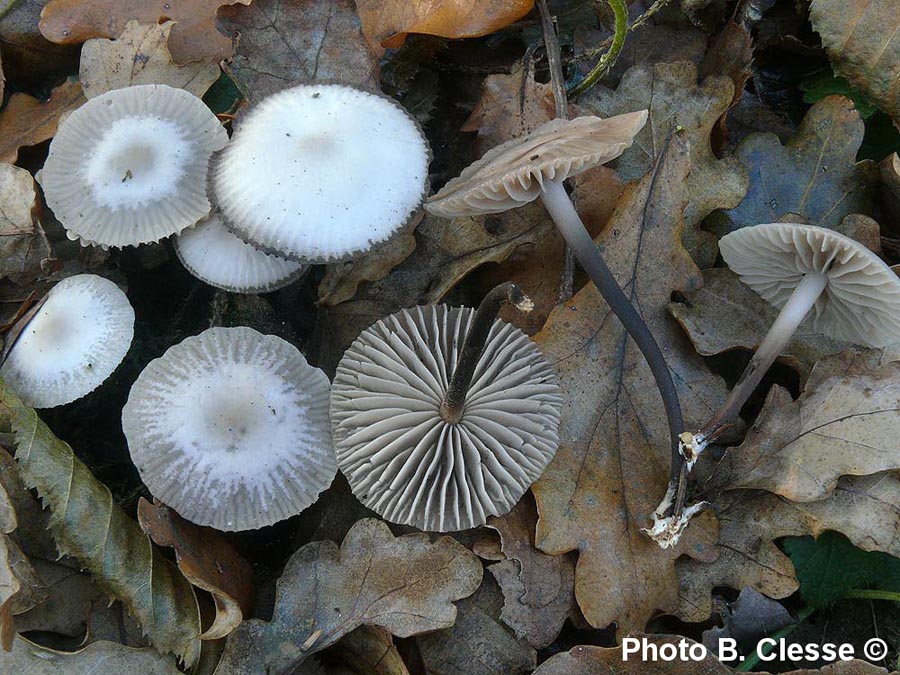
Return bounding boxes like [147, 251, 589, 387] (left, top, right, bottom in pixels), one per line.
[486, 496, 575, 649]
[324, 626, 409, 675]
[530, 134, 725, 634]
[0, 0, 80, 88]
[0, 164, 53, 285]
[13, 558, 102, 639]
[880, 153, 900, 227]
[698, 21, 753, 106]
[215, 518, 482, 673]
[79, 21, 220, 99]
[417, 574, 536, 675]
[0, 78, 85, 164]
[714, 96, 878, 235]
[218, 0, 379, 100]
[702, 587, 794, 653]
[580, 61, 748, 267]
[137, 498, 255, 641]
[39, 0, 251, 65]
[810, 0, 900, 126]
[356, 0, 535, 55]
[0, 635, 180, 674]
[0, 52, 4, 102]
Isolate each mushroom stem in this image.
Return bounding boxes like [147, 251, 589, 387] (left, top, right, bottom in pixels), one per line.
[539, 179, 684, 480]
[689, 271, 829, 457]
[441, 282, 533, 423]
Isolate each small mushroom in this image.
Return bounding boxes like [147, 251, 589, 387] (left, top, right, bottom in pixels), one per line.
[686, 222, 900, 457]
[41, 84, 227, 247]
[0, 274, 135, 408]
[174, 213, 306, 293]
[122, 326, 334, 531]
[211, 83, 430, 262]
[331, 283, 562, 532]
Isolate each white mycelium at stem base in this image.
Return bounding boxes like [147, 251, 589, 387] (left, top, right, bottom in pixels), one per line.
[212, 84, 430, 263]
[0, 274, 134, 408]
[122, 327, 334, 531]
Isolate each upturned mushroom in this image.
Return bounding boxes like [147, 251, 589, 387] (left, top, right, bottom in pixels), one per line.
[122, 326, 334, 531]
[331, 283, 562, 532]
[0, 274, 135, 408]
[211, 83, 430, 262]
[41, 84, 227, 247]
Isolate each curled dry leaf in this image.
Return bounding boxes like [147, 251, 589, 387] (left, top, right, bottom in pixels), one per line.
[137, 498, 255, 641]
[0, 635, 180, 674]
[0, 0, 79, 88]
[0, 379, 202, 666]
[0, 78, 85, 164]
[39, 0, 251, 65]
[531, 134, 724, 634]
[0, 164, 53, 285]
[79, 21, 220, 99]
[356, 0, 535, 55]
[326, 626, 409, 675]
[215, 518, 482, 674]
[810, 0, 900, 125]
[715, 96, 878, 235]
[218, 0, 379, 101]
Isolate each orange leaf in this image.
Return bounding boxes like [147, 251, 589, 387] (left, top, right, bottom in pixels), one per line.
[0, 78, 84, 164]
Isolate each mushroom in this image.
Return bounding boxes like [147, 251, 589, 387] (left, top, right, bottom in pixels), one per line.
[426, 113, 686, 506]
[211, 83, 430, 262]
[122, 326, 334, 531]
[174, 213, 306, 293]
[331, 283, 562, 532]
[684, 222, 900, 458]
[40, 84, 227, 248]
[0, 274, 134, 408]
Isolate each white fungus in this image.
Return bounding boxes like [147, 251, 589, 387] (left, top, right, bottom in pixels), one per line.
[122, 327, 335, 531]
[0, 274, 134, 408]
[174, 214, 306, 293]
[40, 84, 227, 247]
[212, 84, 430, 262]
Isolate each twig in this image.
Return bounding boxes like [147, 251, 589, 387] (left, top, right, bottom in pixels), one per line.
[568, 0, 629, 98]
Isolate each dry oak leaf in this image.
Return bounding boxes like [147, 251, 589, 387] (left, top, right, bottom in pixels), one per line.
[0, 635, 180, 674]
[676, 472, 900, 622]
[79, 21, 220, 99]
[326, 626, 410, 675]
[532, 637, 888, 674]
[0, 164, 53, 285]
[218, 0, 379, 101]
[137, 498, 255, 641]
[39, 0, 251, 65]
[580, 61, 748, 268]
[0, 0, 80, 90]
[215, 518, 482, 674]
[530, 134, 725, 635]
[810, 0, 900, 125]
[356, 0, 534, 56]
[0, 78, 84, 164]
[715, 95, 878, 235]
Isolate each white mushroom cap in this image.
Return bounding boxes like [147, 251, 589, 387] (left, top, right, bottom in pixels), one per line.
[426, 112, 648, 218]
[212, 84, 430, 262]
[331, 305, 562, 532]
[0, 274, 134, 408]
[122, 327, 334, 531]
[720, 223, 900, 347]
[41, 84, 227, 247]
[174, 214, 306, 293]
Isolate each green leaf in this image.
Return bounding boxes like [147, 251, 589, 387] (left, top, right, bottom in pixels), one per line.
[784, 531, 900, 608]
[0, 377, 201, 666]
[202, 71, 243, 115]
[800, 71, 877, 118]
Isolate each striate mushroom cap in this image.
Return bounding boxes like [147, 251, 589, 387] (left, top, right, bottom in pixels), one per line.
[212, 83, 430, 263]
[41, 84, 227, 248]
[122, 327, 335, 531]
[425, 111, 648, 219]
[174, 213, 306, 293]
[331, 304, 562, 532]
[720, 222, 900, 347]
[0, 274, 134, 408]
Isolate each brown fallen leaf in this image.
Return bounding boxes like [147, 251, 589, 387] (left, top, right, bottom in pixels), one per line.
[356, 0, 535, 55]
[79, 21, 220, 99]
[0, 0, 80, 88]
[215, 518, 482, 673]
[531, 134, 725, 634]
[0, 52, 4, 102]
[218, 0, 379, 101]
[137, 498, 255, 640]
[39, 0, 251, 65]
[486, 495, 575, 649]
[880, 153, 900, 227]
[417, 574, 536, 675]
[0, 635, 181, 674]
[698, 20, 753, 107]
[0, 78, 85, 164]
[580, 61, 748, 267]
[714, 96, 878, 235]
[0, 164, 53, 285]
[324, 626, 409, 675]
[701, 587, 794, 653]
[810, 0, 900, 126]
